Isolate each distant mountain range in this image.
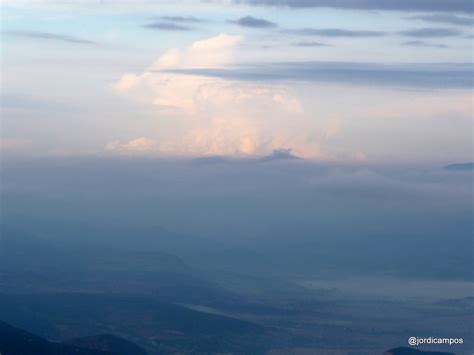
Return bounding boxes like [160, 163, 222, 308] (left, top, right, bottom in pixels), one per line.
[0, 225, 231, 304]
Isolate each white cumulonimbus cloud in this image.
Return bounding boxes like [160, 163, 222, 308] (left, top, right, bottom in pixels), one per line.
[110, 34, 319, 157]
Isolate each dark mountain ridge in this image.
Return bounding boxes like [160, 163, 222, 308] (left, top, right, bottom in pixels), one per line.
[0, 320, 115, 355]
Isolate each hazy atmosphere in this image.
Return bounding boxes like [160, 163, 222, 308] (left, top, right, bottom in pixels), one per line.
[1, 1, 473, 355]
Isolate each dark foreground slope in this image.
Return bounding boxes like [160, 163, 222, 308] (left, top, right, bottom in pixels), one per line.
[0, 320, 113, 355]
[0, 293, 269, 354]
[65, 334, 147, 355]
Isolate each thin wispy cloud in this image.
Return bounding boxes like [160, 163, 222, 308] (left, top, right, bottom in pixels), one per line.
[401, 40, 449, 49]
[161, 62, 473, 89]
[234, 0, 474, 13]
[2, 30, 96, 45]
[143, 22, 192, 31]
[408, 14, 474, 27]
[284, 28, 386, 37]
[398, 28, 463, 38]
[157, 16, 204, 23]
[294, 40, 330, 47]
[230, 16, 277, 28]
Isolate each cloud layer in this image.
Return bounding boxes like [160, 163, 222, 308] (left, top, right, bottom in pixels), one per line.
[284, 28, 386, 37]
[143, 22, 193, 31]
[235, 0, 474, 13]
[408, 14, 474, 26]
[163, 62, 474, 89]
[401, 40, 448, 48]
[399, 27, 463, 38]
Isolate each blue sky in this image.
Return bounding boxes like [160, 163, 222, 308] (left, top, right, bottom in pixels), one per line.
[1, 0, 473, 162]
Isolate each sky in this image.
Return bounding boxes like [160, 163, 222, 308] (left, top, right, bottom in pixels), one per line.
[1, 0, 473, 163]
